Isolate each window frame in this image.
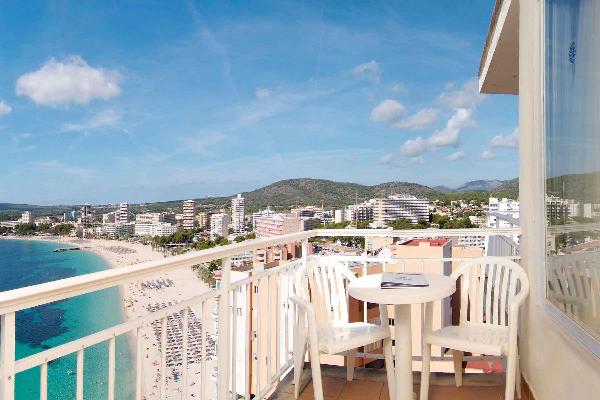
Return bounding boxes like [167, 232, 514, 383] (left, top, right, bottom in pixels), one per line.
[540, 0, 600, 358]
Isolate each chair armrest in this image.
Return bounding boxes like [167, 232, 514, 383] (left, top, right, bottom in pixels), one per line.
[290, 295, 320, 349]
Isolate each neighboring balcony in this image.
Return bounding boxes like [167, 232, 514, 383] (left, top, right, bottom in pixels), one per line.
[0, 228, 520, 400]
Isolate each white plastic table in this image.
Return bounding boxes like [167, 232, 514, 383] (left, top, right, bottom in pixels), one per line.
[348, 273, 455, 400]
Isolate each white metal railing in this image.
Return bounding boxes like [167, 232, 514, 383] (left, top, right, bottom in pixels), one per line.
[0, 227, 520, 400]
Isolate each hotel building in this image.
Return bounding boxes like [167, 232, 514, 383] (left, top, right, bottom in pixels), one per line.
[183, 199, 196, 230]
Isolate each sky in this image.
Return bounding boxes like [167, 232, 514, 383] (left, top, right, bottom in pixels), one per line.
[0, 0, 518, 205]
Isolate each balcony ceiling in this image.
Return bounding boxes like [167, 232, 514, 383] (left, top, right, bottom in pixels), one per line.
[478, 0, 519, 95]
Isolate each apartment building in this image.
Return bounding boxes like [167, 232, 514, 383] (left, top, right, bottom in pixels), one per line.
[117, 202, 130, 224]
[196, 212, 211, 230]
[135, 212, 164, 224]
[19, 211, 33, 224]
[345, 200, 374, 222]
[210, 213, 230, 239]
[231, 194, 246, 234]
[183, 199, 196, 230]
[80, 204, 92, 227]
[252, 207, 275, 229]
[372, 194, 429, 226]
[254, 214, 318, 239]
[487, 197, 519, 228]
[134, 222, 176, 237]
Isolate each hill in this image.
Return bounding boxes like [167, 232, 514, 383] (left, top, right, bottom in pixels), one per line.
[491, 178, 519, 199]
[1, 177, 521, 216]
[455, 179, 505, 192]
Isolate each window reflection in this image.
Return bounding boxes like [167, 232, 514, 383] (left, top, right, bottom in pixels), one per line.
[545, 0, 600, 341]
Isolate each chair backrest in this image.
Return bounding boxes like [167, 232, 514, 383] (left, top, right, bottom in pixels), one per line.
[296, 258, 356, 326]
[547, 253, 599, 323]
[451, 257, 529, 326]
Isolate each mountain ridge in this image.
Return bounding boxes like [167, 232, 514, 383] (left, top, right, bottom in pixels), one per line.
[0, 177, 520, 216]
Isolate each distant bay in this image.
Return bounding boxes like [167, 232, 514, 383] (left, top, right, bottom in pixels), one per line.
[0, 239, 133, 400]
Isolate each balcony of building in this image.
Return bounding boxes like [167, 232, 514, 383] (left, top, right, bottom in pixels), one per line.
[0, 227, 529, 400]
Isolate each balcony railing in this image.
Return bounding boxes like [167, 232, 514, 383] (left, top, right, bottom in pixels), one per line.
[0, 227, 520, 400]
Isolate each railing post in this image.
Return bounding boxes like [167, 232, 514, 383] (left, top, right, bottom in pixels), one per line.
[218, 257, 232, 400]
[301, 239, 308, 270]
[1, 312, 15, 400]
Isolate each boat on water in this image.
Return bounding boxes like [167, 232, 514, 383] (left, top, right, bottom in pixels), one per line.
[53, 248, 67, 252]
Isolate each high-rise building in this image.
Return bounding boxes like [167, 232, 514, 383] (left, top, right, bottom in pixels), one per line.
[231, 194, 246, 234]
[210, 213, 231, 239]
[196, 212, 211, 229]
[19, 211, 33, 224]
[117, 202, 130, 224]
[372, 195, 429, 226]
[80, 204, 92, 227]
[183, 200, 196, 230]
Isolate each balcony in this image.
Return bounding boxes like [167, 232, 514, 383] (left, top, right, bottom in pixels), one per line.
[0, 228, 521, 400]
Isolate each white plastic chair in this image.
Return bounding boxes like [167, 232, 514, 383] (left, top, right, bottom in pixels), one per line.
[420, 257, 529, 400]
[290, 259, 395, 400]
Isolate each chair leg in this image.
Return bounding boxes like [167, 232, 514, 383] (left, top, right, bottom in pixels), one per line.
[383, 338, 395, 400]
[453, 350, 463, 387]
[419, 342, 432, 400]
[346, 348, 357, 381]
[516, 354, 522, 399]
[505, 351, 517, 400]
[308, 344, 324, 400]
[293, 327, 307, 399]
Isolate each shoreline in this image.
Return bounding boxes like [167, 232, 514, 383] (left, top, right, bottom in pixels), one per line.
[2, 235, 214, 399]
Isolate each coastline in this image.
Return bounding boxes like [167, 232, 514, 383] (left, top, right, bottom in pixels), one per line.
[2, 235, 213, 399]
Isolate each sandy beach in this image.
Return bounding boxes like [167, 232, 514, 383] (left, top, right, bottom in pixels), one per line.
[3, 236, 217, 399]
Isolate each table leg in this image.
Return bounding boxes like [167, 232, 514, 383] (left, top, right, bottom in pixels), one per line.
[394, 304, 413, 400]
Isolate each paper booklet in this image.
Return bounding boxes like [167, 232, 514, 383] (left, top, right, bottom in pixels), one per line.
[380, 272, 429, 288]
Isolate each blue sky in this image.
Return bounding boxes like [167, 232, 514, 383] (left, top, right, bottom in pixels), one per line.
[0, 1, 518, 205]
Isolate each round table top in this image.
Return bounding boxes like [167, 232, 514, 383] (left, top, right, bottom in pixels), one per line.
[348, 273, 455, 305]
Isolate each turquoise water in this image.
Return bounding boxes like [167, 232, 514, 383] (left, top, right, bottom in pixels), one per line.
[0, 240, 134, 400]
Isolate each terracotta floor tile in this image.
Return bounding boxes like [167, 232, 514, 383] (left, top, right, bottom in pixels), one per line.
[297, 376, 346, 400]
[340, 379, 384, 400]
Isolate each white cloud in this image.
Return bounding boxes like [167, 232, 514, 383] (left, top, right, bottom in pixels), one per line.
[481, 150, 496, 159]
[446, 151, 465, 161]
[370, 99, 405, 124]
[255, 88, 271, 99]
[30, 160, 96, 178]
[399, 136, 427, 157]
[391, 81, 408, 93]
[62, 109, 122, 133]
[393, 108, 438, 130]
[353, 60, 381, 84]
[0, 100, 11, 116]
[16, 55, 121, 107]
[379, 153, 393, 164]
[427, 108, 474, 148]
[398, 107, 476, 158]
[179, 131, 225, 153]
[409, 156, 424, 164]
[437, 78, 485, 109]
[490, 127, 519, 148]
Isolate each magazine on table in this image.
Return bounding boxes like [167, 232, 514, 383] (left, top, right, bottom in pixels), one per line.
[380, 272, 429, 288]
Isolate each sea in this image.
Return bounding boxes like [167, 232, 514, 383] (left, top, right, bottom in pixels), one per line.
[0, 239, 134, 400]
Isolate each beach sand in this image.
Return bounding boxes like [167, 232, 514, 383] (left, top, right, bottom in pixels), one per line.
[4, 236, 217, 399]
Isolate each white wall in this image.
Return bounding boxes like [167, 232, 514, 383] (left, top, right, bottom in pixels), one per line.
[519, 1, 600, 398]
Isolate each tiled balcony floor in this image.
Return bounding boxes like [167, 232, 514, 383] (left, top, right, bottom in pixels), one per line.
[268, 364, 528, 400]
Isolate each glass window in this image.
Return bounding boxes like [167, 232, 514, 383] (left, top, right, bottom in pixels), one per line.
[545, 0, 600, 341]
